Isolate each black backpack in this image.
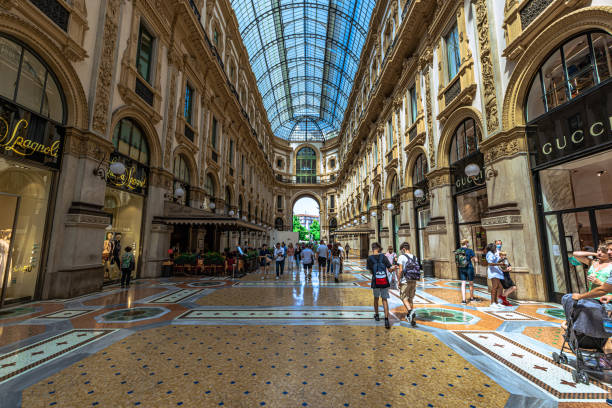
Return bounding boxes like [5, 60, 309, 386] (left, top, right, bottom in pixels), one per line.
[401, 254, 421, 280]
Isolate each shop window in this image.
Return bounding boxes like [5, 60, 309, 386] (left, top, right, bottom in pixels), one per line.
[449, 118, 479, 165]
[112, 119, 150, 165]
[173, 155, 191, 205]
[184, 83, 194, 125]
[296, 147, 316, 184]
[277, 195, 283, 210]
[525, 31, 612, 122]
[445, 24, 461, 82]
[137, 24, 154, 83]
[412, 153, 428, 186]
[0, 36, 64, 123]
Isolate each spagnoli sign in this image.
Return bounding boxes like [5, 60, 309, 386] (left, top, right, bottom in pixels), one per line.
[527, 82, 612, 168]
[0, 100, 64, 168]
[106, 153, 148, 195]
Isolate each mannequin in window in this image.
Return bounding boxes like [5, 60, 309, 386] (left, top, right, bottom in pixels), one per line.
[102, 231, 114, 279]
[0, 230, 10, 279]
[111, 232, 122, 271]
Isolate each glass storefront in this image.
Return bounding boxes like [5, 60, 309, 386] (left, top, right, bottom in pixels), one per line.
[455, 188, 488, 279]
[0, 159, 53, 303]
[102, 189, 144, 282]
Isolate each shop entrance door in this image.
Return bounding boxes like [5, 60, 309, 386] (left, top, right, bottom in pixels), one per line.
[543, 205, 612, 302]
[359, 235, 369, 258]
[0, 193, 19, 307]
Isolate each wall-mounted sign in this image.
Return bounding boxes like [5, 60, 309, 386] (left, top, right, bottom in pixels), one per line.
[527, 82, 612, 169]
[452, 152, 485, 195]
[106, 153, 148, 195]
[0, 99, 64, 168]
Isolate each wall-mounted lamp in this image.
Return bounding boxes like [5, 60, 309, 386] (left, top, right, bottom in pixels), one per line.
[371, 211, 377, 218]
[164, 186, 185, 201]
[228, 210, 235, 217]
[464, 163, 498, 186]
[93, 152, 126, 180]
[414, 188, 433, 205]
[386, 203, 394, 211]
[209, 201, 216, 210]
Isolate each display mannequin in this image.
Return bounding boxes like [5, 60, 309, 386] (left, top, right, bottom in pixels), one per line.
[0, 230, 10, 278]
[102, 232, 114, 280]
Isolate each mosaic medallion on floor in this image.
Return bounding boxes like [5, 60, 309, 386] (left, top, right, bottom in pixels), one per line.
[454, 331, 611, 399]
[97, 307, 168, 322]
[22, 325, 510, 407]
[0, 329, 115, 384]
[414, 308, 478, 324]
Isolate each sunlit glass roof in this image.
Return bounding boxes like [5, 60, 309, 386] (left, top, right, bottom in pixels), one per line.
[230, 0, 376, 142]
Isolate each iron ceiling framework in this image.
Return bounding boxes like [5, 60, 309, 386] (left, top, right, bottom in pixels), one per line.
[230, 0, 376, 142]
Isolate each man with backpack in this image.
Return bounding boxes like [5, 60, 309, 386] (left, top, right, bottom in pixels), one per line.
[120, 246, 135, 288]
[396, 242, 420, 327]
[454, 239, 476, 304]
[367, 242, 396, 329]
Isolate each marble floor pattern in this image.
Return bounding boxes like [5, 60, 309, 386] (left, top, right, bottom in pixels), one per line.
[0, 260, 610, 407]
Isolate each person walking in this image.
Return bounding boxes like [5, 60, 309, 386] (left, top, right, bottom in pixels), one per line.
[338, 242, 345, 274]
[331, 244, 342, 283]
[301, 244, 315, 280]
[326, 243, 332, 275]
[259, 244, 272, 280]
[120, 246, 135, 288]
[295, 244, 302, 271]
[274, 243, 285, 280]
[367, 242, 395, 329]
[345, 243, 351, 259]
[281, 242, 287, 275]
[486, 243, 505, 308]
[498, 251, 516, 306]
[454, 239, 476, 304]
[397, 242, 420, 326]
[317, 240, 328, 274]
[573, 243, 612, 297]
[286, 243, 295, 274]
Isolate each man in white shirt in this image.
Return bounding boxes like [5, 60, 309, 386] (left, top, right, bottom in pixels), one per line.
[301, 244, 315, 279]
[396, 242, 420, 327]
[316, 240, 329, 274]
[337, 243, 345, 274]
[273, 243, 285, 280]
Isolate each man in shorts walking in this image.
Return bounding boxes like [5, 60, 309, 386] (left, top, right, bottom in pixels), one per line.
[301, 244, 315, 279]
[367, 242, 395, 329]
[317, 240, 328, 274]
[397, 242, 420, 326]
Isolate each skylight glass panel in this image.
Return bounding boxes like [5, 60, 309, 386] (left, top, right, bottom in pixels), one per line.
[230, 0, 376, 141]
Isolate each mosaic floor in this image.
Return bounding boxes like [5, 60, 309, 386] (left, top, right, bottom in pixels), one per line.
[0, 260, 610, 407]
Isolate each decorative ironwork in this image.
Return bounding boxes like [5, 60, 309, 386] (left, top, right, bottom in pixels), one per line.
[31, 0, 69, 32]
[135, 78, 154, 106]
[520, 0, 553, 30]
[444, 79, 461, 106]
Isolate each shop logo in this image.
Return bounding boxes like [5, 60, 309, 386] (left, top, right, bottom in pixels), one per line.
[107, 163, 146, 190]
[540, 118, 610, 156]
[0, 118, 60, 158]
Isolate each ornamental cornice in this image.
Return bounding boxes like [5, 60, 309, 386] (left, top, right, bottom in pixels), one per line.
[480, 126, 528, 164]
[426, 168, 451, 189]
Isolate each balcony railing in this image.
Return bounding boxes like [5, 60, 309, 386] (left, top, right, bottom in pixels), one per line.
[275, 175, 337, 184]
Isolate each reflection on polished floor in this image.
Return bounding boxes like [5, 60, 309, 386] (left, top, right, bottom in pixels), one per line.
[1, 260, 610, 407]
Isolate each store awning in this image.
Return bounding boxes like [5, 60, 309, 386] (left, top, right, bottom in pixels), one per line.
[153, 216, 268, 232]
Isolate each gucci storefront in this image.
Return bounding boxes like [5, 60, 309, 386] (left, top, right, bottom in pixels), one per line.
[0, 35, 65, 306]
[526, 31, 612, 301]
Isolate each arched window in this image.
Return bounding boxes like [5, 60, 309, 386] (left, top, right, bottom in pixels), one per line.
[389, 174, 399, 198]
[525, 31, 612, 122]
[275, 217, 284, 230]
[113, 118, 150, 165]
[204, 173, 216, 197]
[173, 154, 191, 205]
[296, 147, 316, 183]
[0, 35, 65, 123]
[449, 118, 479, 165]
[412, 153, 428, 186]
[225, 187, 232, 214]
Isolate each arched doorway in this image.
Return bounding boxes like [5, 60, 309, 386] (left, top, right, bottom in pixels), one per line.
[292, 195, 321, 242]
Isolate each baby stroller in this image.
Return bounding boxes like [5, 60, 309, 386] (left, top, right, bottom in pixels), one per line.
[552, 294, 612, 384]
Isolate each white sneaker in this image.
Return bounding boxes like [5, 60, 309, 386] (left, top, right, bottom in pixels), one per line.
[490, 303, 501, 309]
[275, 276, 279, 280]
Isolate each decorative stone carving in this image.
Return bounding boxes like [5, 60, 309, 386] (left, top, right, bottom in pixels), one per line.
[481, 215, 523, 228]
[163, 66, 178, 169]
[424, 69, 435, 168]
[473, 0, 499, 134]
[428, 173, 451, 189]
[484, 138, 521, 163]
[520, 0, 554, 29]
[91, 0, 121, 135]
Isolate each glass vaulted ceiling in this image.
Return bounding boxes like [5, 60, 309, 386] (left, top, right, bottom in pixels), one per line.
[230, 0, 376, 142]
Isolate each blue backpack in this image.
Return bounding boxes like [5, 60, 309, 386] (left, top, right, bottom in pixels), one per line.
[372, 254, 390, 288]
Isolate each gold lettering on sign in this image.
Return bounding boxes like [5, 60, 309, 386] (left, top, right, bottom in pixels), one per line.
[108, 164, 147, 190]
[571, 130, 584, 144]
[0, 118, 60, 158]
[590, 122, 604, 137]
[543, 143, 552, 155]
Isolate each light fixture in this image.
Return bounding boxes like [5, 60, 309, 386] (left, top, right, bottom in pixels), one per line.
[109, 161, 126, 176]
[174, 187, 185, 199]
[228, 210, 235, 217]
[209, 202, 216, 210]
[361, 215, 366, 221]
[414, 189, 425, 199]
[464, 163, 498, 186]
[93, 152, 126, 180]
[387, 203, 394, 211]
[371, 211, 377, 217]
[597, 170, 608, 177]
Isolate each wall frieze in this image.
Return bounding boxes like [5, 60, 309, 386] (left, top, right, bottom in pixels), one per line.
[473, 0, 499, 134]
[480, 127, 528, 164]
[481, 214, 523, 229]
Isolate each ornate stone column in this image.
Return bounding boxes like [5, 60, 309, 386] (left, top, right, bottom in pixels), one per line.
[425, 168, 454, 279]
